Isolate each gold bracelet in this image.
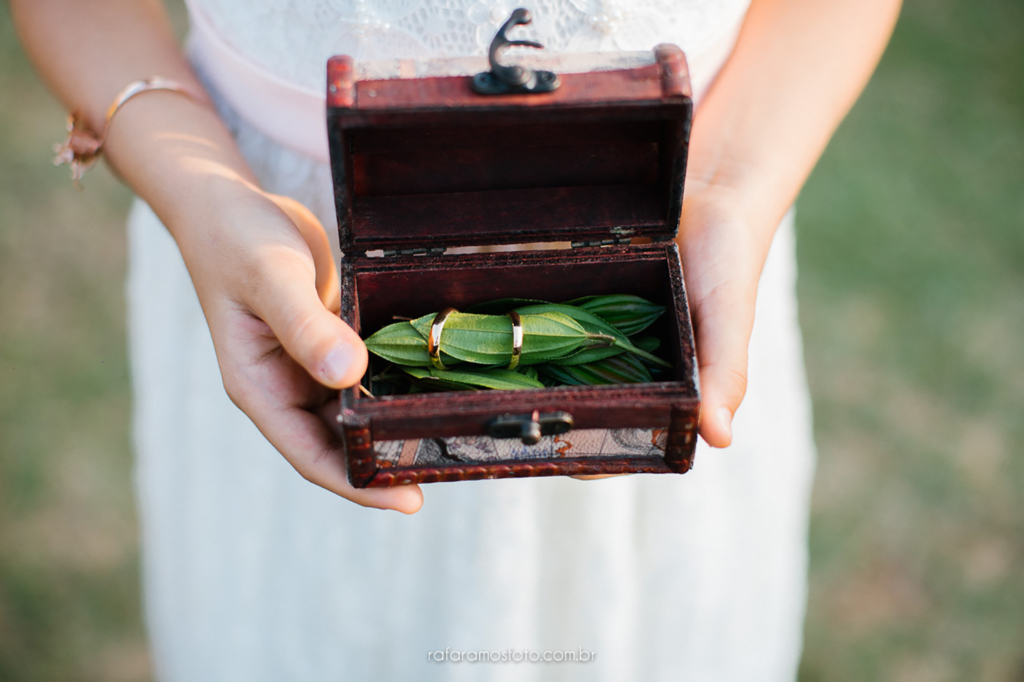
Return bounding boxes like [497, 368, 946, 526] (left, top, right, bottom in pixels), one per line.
[53, 77, 204, 186]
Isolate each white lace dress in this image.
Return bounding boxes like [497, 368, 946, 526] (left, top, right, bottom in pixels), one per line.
[127, 1, 816, 680]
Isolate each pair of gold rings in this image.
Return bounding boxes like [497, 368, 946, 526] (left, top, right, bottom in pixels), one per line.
[428, 308, 523, 371]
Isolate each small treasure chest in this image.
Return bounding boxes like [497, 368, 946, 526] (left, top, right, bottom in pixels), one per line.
[326, 11, 700, 487]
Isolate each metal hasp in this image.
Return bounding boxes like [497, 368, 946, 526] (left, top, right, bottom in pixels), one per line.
[471, 8, 561, 96]
[489, 410, 574, 445]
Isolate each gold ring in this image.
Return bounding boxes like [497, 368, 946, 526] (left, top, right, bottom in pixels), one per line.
[507, 310, 523, 370]
[428, 307, 457, 370]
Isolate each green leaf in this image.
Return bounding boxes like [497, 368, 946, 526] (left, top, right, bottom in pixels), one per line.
[514, 303, 624, 365]
[566, 294, 666, 336]
[518, 303, 671, 368]
[364, 321, 456, 367]
[409, 311, 595, 366]
[538, 353, 653, 385]
[409, 312, 511, 365]
[543, 345, 625, 366]
[585, 353, 654, 383]
[402, 366, 545, 391]
[465, 298, 551, 314]
[521, 311, 614, 362]
[536, 364, 589, 386]
[630, 334, 661, 354]
[516, 366, 540, 381]
[365, 297, 671, 394]
[400, 367, 479, 391]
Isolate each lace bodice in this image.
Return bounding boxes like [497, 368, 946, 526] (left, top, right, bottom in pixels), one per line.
[189, 0, 752, 93]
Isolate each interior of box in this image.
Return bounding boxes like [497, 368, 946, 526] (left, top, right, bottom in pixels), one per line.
[345, 118, 680, 249]
[348, 248, 694, 398]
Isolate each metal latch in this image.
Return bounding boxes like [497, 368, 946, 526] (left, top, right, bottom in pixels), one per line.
[489, 410, 574, 445]
[471, 9, 560, 96]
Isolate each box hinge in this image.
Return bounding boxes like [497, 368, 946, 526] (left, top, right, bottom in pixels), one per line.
[570, 237, 632, 249]
[382, 247, 446, 258]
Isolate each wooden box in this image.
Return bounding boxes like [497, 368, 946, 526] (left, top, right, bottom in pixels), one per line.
[325, 44, 700, 488]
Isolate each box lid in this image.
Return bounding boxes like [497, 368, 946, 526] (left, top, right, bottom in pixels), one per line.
[327, 43, 692, 255]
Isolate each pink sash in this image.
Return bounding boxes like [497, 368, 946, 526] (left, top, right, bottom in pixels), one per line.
[184, 0, 741, 165]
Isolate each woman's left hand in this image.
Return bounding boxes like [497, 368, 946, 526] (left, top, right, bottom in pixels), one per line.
[673, 180, 776, 448]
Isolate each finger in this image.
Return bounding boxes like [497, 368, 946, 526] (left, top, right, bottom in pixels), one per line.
[688, 273, 757, 448]
[269, 194, 340, 313]
[676, 200, 765, 449]
[236, 369, 422, 513]
[247, 249, 368, 390]
[213, 307, 420, 513]
[274, 405, 423, 514]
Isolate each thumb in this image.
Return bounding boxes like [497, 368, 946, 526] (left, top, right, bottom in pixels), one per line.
[268, 194, 341, 313]
[688, 272, 758, 449]
[251, 252, 368, 389]
[676, 194, 768, 449]
[679, 241, 761, 448]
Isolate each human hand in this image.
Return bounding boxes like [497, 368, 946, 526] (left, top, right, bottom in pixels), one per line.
[675, 180, 778, 449]
[573, 187, 768, 476]
[173, 179, 424, 513]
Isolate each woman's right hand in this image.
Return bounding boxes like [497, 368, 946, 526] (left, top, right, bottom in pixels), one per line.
[172, 176, 424, 514]
[13, 0, 422, 512]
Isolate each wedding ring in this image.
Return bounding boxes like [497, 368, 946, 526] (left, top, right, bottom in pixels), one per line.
[428, 307, 457, 370]
[507, 310, 523, 370]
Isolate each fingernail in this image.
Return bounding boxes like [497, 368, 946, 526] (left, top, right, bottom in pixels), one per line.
[716, 407, 733, 443]
[322, 343, 355, 385]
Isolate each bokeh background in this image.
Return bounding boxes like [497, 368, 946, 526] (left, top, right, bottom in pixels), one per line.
[1, 0, 1022, 679]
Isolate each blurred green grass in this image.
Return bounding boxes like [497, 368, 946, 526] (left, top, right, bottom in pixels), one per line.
[796, 0, 1024, 679]
[0, 0, 1021, 680]
[0, 2, 150, 680]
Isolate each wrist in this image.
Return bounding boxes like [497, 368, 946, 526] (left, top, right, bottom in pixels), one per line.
[676, 172, 779, 273]
[162, 172, 270, 267]
[101, 91, 259, 229]
[684, 141, 791, 237]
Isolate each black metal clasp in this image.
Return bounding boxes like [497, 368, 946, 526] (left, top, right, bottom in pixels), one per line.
[489, 410, 574, 445]
[471, 8, 561, 96]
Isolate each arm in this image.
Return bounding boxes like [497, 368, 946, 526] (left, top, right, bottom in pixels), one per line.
[11, 0, 422, 513]
[679, 0, 901, 446]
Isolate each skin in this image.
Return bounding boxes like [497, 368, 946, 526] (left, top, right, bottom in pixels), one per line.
[12, 0, 901, 511]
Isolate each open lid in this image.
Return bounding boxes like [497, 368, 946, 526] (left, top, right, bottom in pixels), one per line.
[327, 40, 692, 256]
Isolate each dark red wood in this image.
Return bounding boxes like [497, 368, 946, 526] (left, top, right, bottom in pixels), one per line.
[348, 120, 662, 155]
[652, 45, 693, 237]
[353, 64, 664, 111]
[664, 404, 698, 473]
[352, 134, 659, 196]
[334, 103, 688, 130]
[343, 383, 695, 441]
[325, 46, 700, 487]
[352, 185, 664, 251]
[345, 243, 686, 345]
[327, 48, 693, 256]
[338, 409, 375, 488]
[654, 44, 692, 99]
[327, 55, 356, 108]
[365, 457, 676, 487]
[325, 243, 701, 486]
